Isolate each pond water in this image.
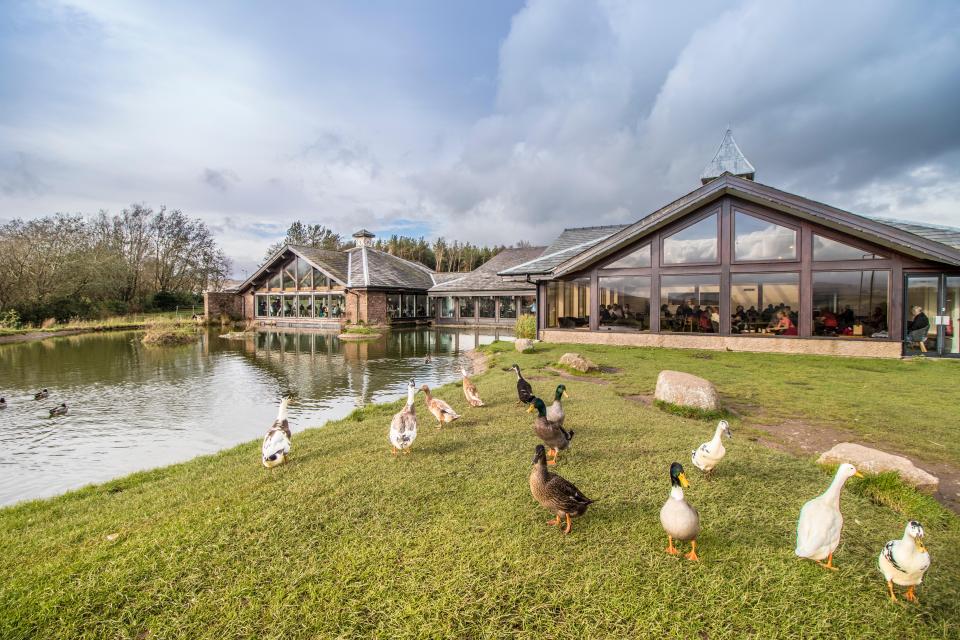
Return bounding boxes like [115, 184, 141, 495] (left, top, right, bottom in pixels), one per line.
[0, 326, 512, 506]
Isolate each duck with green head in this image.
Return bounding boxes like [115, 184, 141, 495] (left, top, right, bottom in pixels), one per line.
[527, 396, 574, 465]
[529, 444, 593, 534]
[660, 462, 700, 561]
[545, 384, 569, 427]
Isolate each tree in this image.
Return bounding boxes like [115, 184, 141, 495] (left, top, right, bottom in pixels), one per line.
[263, 222, 344, 262]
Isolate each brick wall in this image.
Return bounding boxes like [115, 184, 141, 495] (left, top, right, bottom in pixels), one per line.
[365, 291, 388, 325]
[204, 292, 244, 320]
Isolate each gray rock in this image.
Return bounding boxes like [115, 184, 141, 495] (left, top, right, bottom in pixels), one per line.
[558, 352, 598, 373]
[654, 370, 721, 411]
[817, 442, 939, 492]
[514, 338, 534, 353]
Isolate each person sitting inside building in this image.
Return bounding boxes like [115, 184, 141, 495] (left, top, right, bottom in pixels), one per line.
[906, 305, 930, 352]
[817, 307, 839, 335]
[771, 310, 797, 335]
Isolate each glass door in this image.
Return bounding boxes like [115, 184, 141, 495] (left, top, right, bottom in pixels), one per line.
[944, 277, 960, 356]
[904, 274, 960, 357]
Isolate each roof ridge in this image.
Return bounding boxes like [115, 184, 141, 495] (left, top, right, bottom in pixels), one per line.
[560, 224, 628, 232]
[869, 216, 960, 233]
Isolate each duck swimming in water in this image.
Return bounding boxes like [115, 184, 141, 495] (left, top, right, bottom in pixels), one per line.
[262, 398, 292, 468]
[0, 397, 6, 409]
[49, 403, 68, 417]
[34, 389, 49, 400]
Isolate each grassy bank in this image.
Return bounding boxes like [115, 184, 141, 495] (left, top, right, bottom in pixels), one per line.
[0, 343, 958, 638]
[0, 312, 199, 337]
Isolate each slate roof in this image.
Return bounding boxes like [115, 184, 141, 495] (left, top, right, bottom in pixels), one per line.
[498, 226, 627, 276]
[431, 272, 464, 285]
[868, 218, 960, 252]
[290, 245, 350, 284]
[344, 246, 436, 290]
[429, 247, 546, 294]
[701, 128, 755, 183]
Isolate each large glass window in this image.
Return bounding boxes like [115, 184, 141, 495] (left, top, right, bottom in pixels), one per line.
[299, 295, 313, 318]
[312, 268, 329, 289]
[296, 258, 312, 289]
[427, 296, 435, 318]
[546, 278, 590, 329]
[599, 276, 650, 331]
[662, 213, 718, 264]
[813, 235, 880, 261]
[660, 275, 720, 333]
[268, 271, 282, 291]
[458, 297, 475, 319]
[283, 296, 297, 317]
[386, 294, 401, 319]
[730, 273, 800, 335]
[402, 295, 416, 318]
[478, 297, 496, 318]
[604, 244, 651, 269]
[734, 212, 797, 262]
[439, 297, 454, 318]
[283, 261, 297, 291]
[498, 296, 517, 319]
[415, 295, 428, 317]
[520, 295, 536, 316]
[267, 295, 282, 317]
[904, 276, 938, 355]
[812, 270, 889, 338]
[256, 295, 268, 317]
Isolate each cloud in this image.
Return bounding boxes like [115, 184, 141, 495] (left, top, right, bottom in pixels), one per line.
[201, 168, 239, 193]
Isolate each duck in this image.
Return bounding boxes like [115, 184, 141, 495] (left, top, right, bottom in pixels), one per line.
[878, 520, 931, 602]
[660, 462, 700, 560]
[528, 444, 593, 534]
[425, 353, 432, 363]
[0, 397, 6, 409]
[420, 384, 461, 427]
[528, 396, 574, 465]
[460, 367, 484, 407]
[511, 364, 534, 406]
[691, 420, 733, 474]
[389, 380, 418, 455]
[34, 389, 49, 400]
[261, 398, 292, 468]
[795, 463, 863, 569]
[49, 403, 68, 417]
[545, 384, 569, 427]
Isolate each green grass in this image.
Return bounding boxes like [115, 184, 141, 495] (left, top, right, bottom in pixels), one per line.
[341, 325, 382, 335]
[0, 312, 194, 337]
[1, 344, 959, 638]
[654, 399, 731, 421]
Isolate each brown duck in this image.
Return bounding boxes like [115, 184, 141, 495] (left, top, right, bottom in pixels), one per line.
[529, 444, 593, 534]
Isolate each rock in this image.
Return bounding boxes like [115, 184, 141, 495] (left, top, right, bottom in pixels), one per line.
[105, 533, 119, 542]
[514, 338, 534, 353]
[654, 370, 721, 411]
[817, 443, 939, 492]
[558, 352, 598, 373]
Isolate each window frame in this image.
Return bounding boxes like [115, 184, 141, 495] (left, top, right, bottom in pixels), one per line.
[660, 208, 721, 267]
[731, 208, 801, 265]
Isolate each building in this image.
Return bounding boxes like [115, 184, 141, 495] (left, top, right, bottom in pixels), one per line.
[225, 230, 439, 327]
[500, 130, 960, 358]
[427, 247, 545, 325]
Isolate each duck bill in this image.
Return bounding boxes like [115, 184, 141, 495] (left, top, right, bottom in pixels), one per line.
[678, 473, 690, 488]
[915, 539, 927, 553]
[854, 471, 865, 478]
[563, 391, 570, 399]
[526, 404, 536, 413]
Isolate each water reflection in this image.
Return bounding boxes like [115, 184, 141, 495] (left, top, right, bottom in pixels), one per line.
[0, 326, 512, 506]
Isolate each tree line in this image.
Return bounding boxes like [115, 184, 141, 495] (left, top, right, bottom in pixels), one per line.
[0, 205, 229, 325]
[264, 221, 511, 272]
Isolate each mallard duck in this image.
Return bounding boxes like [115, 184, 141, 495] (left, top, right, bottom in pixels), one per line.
[0, 397, 6, 409]
[262, 398, 292, 468]
[691, 420, 732, 474]
[389, 380, 418, 455]
[795, 463, 863, 569]
[545, 384, 569, 426]
[660, 462, 700, 560]
[49, 403, 68, 417]
[529, 444, 593, 534]
[420, 384, 461, 427]
[878, 520, 930, 602]
[34, 389, 49, 400]
[460, 367, 484, 407]
[528, 396, 574, 465]
[511, 364, 534, 406]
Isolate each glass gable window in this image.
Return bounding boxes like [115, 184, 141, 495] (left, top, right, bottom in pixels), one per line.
[439, 297, 454, 318]
[599, 276, 650, 331]
[604, 244, 651, 269]
[283, 261, 297, 291]
[386, 294, 401, 319]
[478, 297, 496, 318]
[660, 275, 720, 333]
[813, 235, 880, 261]
[546, 278, 590, 329]
[734, 212, 797, 262]
[662, 213, 718, 264]
[498, 296, 517, 319]
[296, 258, 312, 289]
[812, 270, 889, 338]
[268, 271, 282, 291]
[458, 297, 475, 319]
[312, 268, 329, 289]
[730, 273, 800, 335]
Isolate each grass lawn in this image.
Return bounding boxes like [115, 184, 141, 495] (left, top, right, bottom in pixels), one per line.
[0, 312, 198, 338]
[0, 342, 958, 638]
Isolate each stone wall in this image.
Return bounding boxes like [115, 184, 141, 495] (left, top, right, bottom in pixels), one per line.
[540, 330, 903, 359]
[204, 292, 244, 321]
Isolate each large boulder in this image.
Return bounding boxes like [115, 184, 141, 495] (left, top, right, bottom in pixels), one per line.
[559, 352, 598, 373]
[514, 338, 534, 353]
[817, 443, 939, 492]
[654, 370, 720, 411]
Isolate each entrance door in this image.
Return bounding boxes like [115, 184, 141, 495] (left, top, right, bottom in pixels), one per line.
[904, 274, 960, 357]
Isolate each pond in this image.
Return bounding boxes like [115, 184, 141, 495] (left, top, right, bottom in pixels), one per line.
[0, 326, 512, 506]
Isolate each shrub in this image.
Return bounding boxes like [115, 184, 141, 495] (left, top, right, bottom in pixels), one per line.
[515, 314, 536, 339]
[142, 320, 199, 346]
[149, 290, 201, 312]
[0, 310, 20, 329]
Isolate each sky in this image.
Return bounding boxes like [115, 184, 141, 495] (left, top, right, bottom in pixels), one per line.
[1, 0, 959, 278]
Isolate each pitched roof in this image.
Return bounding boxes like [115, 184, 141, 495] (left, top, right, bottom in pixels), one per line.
[431, 272, 464, 285]
[701, 128, 755, 183]
[345, 246, 436, 290]
[498, 226, 627, 276]
[290, 245, 350, 283]
[867, 217, 960, 252]
[429, 247, 546, 294]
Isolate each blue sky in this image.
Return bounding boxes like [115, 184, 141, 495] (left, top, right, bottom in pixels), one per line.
[2, 0, 959, 276]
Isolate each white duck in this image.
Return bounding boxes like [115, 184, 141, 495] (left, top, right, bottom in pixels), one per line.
[460, 367, 484, 407]
[389, 380, 418, 455]
[795, 463, 863, 569]
[660, 462, 700, 561]
[420, 384, 461, 427]
[878, 520, 930, 602]
[691, 420, 732, 474]
[261, 398, 292, 468]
